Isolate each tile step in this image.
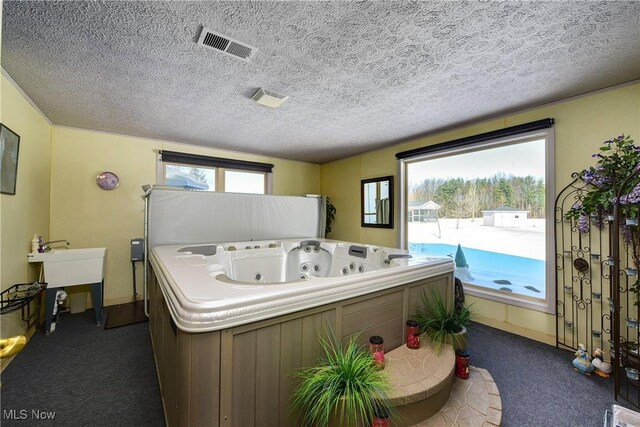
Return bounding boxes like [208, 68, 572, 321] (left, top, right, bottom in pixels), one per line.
[384, 343, 502, 426]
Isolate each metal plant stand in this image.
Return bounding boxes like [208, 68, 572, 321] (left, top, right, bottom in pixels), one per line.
[555, 174, 611, 357]
[555, 170, 640, 408]
[612, 168, 640, 407]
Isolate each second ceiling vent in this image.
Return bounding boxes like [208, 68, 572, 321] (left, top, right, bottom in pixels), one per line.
[252, 88, 288, 108]
[197, 27, 256, 62]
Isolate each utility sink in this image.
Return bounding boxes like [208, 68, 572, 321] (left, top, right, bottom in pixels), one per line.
[28, 248, 107, 288]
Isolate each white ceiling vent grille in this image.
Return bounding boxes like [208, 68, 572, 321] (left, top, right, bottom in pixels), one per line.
[252, 88, 288, 108]
[197, 27, 256, 62]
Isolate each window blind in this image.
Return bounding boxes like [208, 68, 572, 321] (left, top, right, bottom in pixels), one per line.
[395, 118, 555, 160]
[159, 150, 274, 173]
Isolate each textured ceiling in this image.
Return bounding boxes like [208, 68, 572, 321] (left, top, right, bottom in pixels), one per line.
[2, 1, 640, 164]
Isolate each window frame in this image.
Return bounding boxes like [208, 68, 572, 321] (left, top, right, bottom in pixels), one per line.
[156, 152, 273, 194]
[398, 128, 556, 313]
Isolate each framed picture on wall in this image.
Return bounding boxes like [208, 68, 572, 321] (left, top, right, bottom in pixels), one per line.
[0, 124, 20, 195]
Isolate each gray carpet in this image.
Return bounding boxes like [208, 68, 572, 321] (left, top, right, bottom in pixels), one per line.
[468, 322, 620, 427]
[0, 310, 164, 426]
[0, 311, 633, 426]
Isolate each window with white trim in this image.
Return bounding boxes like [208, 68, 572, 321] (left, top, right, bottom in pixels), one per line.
[157, 150, 272, 194]
[398, 120, 555, 312]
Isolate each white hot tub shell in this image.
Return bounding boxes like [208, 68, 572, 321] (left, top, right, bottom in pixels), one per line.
[150, 238, 454, 333]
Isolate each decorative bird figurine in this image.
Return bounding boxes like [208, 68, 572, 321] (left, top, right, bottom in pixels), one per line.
[573, 343, 595, 375]
[592, 348, 612, 377]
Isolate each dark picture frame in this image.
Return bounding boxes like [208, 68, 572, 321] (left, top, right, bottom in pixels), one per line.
[0, 124, 21, 195]
[361, 175, 394, 228]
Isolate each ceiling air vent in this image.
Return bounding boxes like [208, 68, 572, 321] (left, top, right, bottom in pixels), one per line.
[252, 88, 288, 108]
[197, 27, 256, 62]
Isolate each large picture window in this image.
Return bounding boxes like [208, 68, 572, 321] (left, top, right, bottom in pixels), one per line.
[398, 122, 555, 312]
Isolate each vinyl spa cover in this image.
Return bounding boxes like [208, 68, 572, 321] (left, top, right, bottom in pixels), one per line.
[144, 187, 326, 248]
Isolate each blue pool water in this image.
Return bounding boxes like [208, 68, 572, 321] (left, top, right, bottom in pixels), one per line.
[409, 243, 546, 298]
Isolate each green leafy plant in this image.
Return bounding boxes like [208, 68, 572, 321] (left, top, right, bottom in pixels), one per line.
[325, 196, 337, 235]
[566, 135, 640, 223]
[565, 135, 640, 295]
[290, 334, 394, 427]
[413, 290, 471, 351]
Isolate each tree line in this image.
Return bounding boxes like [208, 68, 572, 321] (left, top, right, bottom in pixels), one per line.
[410, 173, 545, 219]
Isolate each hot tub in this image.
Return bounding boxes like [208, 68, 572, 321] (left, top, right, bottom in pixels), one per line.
[149, 238, 453, 332]
[148, 238, 454, 426]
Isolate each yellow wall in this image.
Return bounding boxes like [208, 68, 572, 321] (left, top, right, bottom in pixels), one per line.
[0, 74, 52, 337]
[49, 127, 321, 306]
[321, 82, 640, 343]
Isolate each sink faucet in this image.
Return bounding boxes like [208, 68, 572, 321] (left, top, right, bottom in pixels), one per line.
[42, 240, 70, 252]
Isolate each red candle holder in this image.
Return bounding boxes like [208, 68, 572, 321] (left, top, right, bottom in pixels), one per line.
[372, 404, 390, 427]
[455, 348, 470, 379]
[406, 320, 420, 349]
[369, 335, 384, 369]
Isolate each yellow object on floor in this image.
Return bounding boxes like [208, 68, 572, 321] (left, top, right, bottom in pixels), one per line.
[0, 336, 26, 359]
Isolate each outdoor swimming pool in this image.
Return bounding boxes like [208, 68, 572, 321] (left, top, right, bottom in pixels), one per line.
[409, 243, 546, 298]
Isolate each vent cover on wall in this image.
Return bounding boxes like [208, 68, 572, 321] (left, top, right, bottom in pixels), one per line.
[197, 27, 256, 62]
[252, 88, 289, 108]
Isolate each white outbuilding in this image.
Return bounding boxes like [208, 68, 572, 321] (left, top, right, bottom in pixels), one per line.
[481, 206, 529, 228]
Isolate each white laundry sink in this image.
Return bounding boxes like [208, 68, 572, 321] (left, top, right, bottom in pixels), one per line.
[28, 248, 107, 288]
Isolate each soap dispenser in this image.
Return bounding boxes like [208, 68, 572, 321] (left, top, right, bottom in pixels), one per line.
[38, 236, 44, 253]
[31, 235, 39, 253]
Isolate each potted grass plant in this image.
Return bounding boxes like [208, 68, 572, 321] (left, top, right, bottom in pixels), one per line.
[413, 289, 471, 351]
[290, 334, 394, 427]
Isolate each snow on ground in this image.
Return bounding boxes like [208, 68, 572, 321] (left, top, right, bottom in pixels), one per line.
[408, 218, 546, 260]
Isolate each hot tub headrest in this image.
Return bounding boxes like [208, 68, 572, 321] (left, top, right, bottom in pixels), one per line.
[177, 245, 218, 256]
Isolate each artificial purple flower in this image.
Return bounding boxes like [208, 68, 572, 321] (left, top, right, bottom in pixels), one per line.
[620, 183, 640, 205]
[582, 166, 611, 187]
[577, 215, 589, 234]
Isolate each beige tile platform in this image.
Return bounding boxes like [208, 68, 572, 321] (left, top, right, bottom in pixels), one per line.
[384, 342, 502, 427]
[410, 367, 503, 427]
[386, 343, 455, 406]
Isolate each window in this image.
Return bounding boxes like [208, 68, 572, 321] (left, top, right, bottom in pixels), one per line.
[224, 170, 266, 194]
[397, 120, 555, 312]
[164, 163, 216, 191]
[157, 150, 272, 194]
